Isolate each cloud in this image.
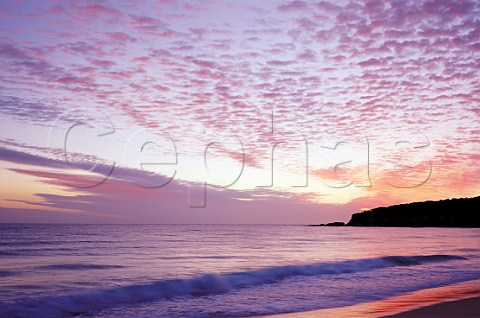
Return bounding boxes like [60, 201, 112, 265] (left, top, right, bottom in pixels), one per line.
[0, 0, 478, 219]
[278, 1, 309, 12]
[0, 146, 351, 224]
[0, 96, 65, 123]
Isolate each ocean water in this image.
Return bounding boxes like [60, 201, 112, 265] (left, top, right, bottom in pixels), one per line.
[0, 224, 479, 317]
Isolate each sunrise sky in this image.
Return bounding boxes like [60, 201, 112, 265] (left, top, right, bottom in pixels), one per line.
[0, 0, 479, 224]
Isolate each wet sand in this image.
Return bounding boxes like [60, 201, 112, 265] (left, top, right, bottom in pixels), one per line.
[383, 296, 480, 318]
[263, 279, 480, 318]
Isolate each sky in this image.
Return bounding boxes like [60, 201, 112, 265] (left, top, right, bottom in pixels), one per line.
[0, 0, 479, 224]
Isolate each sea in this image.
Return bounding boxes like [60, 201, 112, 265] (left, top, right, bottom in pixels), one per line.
[0, 224, 479, 317]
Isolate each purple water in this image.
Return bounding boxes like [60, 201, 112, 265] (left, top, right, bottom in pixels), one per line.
[0, 224, 479, 317]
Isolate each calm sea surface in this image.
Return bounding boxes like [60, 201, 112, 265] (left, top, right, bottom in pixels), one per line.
[0, 224, 479, 317]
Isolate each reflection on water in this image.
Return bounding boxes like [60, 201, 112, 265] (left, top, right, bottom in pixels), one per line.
[0, 224, 479, 317]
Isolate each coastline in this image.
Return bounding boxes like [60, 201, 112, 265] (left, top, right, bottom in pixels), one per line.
[383, 296, 480, 318]
[261, 279, 480, 318]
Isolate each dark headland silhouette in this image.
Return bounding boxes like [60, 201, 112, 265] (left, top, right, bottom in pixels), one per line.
[310, 196, 480, 227]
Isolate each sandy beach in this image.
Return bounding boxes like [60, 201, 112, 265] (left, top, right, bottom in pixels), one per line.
[263, 279, 480, 318]
[383, 296, 480, 318]
[263, 296, 480, 318]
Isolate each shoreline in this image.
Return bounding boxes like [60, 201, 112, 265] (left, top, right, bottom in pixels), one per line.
[383, 296, 480, 317]
[261, 279, 480, 318]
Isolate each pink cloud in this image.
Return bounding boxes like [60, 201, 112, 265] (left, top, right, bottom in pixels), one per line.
[105, 32, 137, 43]
[0, 0, 479, 222]
[0, 146, 351, 224]
[278, 1, 309, 12]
